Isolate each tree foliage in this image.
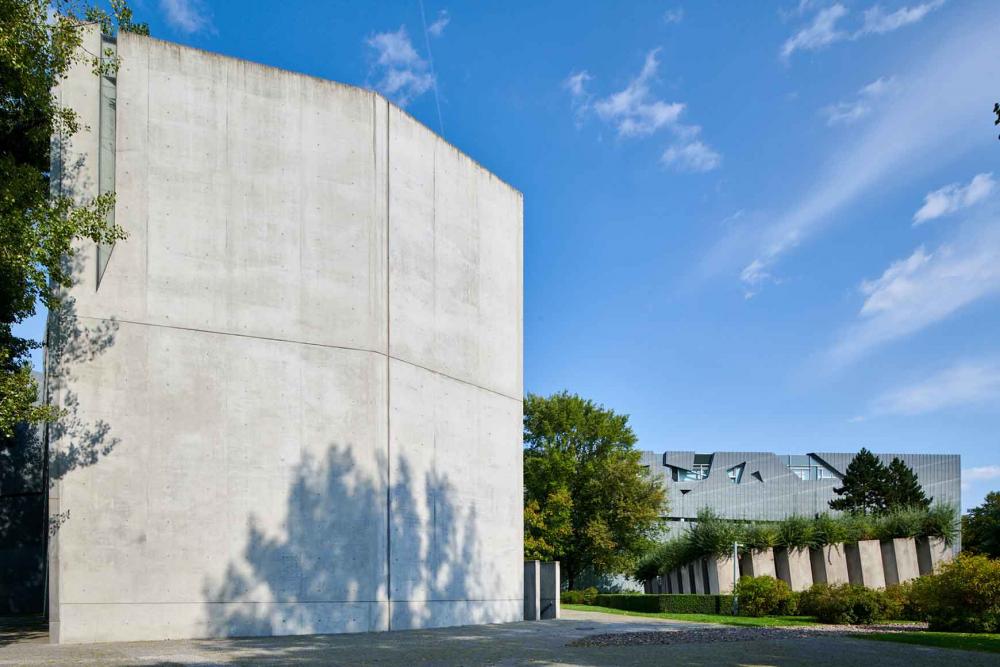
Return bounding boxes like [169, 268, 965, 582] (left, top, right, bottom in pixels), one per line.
[522, 391, 666, 588]
[963, 491, 1000, 559]
[829, 449, 930, 515]
[829, 448, 889, 514]
[0, 0, 144, 440]
[884, 456, 931, 510]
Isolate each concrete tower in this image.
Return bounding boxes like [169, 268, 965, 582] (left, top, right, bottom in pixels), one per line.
[47, 28, 523, 643]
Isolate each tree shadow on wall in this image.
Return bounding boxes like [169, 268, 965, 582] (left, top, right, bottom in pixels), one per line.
[0, 294, 119, 616]
[202, 443, 504, 641]
[45, 292, 120, 482]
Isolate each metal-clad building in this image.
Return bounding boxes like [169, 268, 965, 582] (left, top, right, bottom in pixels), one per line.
[641, 450, 960, 536]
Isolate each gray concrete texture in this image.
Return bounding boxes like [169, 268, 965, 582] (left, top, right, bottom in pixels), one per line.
[741, 549, 777, 579]
[706, 556, 736, 595]
[881, 538, 920, 586]
[774, 548, 813, 592]
[916, 537, 953, 575]
[846, 540, 886, 589]
[539, 562, 560, 620]
[48, 30, 523, 643]
[524, 561, 540, 621]
[810, 545, 850, 585]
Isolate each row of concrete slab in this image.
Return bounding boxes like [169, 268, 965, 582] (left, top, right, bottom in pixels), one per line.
[644, 536, 953, 595]
[524, 561, 561, 620]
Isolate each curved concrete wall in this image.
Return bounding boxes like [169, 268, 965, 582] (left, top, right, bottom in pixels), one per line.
[48, 29, 522, 643]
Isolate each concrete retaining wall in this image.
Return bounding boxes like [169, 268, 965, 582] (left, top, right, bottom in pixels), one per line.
[523, 561, 540, 621]
[881, 538, 919, 586]
[774, 548, 812, 592]
[740, 549, 776, 579]
[810, 545, 850, 585]
[706, 556, 737, 594]
[539, 562, 559, 620]
[48, 29, 523, 643]
[916, 537, 952, 576]
[846, 540, 886, 589]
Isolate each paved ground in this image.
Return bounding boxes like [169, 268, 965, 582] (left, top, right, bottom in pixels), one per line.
[0, 609, 994, 666]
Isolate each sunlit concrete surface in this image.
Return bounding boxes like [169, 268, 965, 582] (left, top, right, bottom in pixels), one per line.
[47, 27, 522, 643]
[1, 610, 996, 666]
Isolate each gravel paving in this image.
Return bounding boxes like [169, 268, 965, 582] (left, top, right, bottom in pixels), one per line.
[569, 622, 928, 647]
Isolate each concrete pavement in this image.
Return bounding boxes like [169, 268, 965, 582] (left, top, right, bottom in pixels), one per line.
[1, 609, 995, 666]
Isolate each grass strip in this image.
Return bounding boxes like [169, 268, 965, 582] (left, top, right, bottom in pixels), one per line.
[563, 604, 819, 627]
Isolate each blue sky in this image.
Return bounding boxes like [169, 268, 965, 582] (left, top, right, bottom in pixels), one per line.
[19, 0, 1000, 510]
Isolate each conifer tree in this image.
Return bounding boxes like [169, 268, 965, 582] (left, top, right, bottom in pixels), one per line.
[884, 457, 931, 510]
[829, 448, 889, 515]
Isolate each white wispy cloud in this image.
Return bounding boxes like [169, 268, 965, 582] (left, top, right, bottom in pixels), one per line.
[781, 1, 945, 61]
[871, 360, 1000, 416]
[711, 6, 999, 296]
[567, 49, 721, 173]
[859, 0, 945, 35]
[427, 10, 450, 37]
[366, 26, 435, 107]
[829, 211, 1000, 366]
[964, 465, 1000, 481]
[962, 465, 1000, 491]
[781, 4, 849, 60]
[662, 140, 722, 173]
[159, 0, 211, 34]
[822, 76, 898, 126]
[663, 7, 684, 24]
[564, 70, 592, 99]
[913, 173, 995, 225]
[592, 49, 685, 138]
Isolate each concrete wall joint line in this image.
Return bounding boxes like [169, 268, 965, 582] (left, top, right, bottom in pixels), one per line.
[74, 316, 524, 402]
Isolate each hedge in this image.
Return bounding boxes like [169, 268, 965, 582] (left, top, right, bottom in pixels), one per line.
[594, 593, 735, 615]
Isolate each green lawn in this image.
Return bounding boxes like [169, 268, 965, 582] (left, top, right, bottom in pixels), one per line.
[856, 631, 1000, 654]
[562, 604, 818, 627]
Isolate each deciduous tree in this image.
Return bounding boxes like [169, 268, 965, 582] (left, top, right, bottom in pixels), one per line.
[0, 0, 145, 440]
[523, 391, 666, 588]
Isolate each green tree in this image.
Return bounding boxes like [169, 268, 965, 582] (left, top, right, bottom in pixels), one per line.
[0, 0, 144, 440]
[523, 391, 666, 588]
[962, 491, 1000, 558]
[884, 456, 931, 510]
[829, 448, 889, 515]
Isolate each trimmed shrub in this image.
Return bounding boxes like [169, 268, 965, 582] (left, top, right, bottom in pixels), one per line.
[595, 593, 735, 615]
[561, 587, 599, 605]
[779, 590, 800, 616]
[733, 575, 791, 617]
[798, 583, 883, 624]
[909, 554, 1000, 632]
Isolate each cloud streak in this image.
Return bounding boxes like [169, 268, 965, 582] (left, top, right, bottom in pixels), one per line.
[781, 1, 945, 61]
[829, 208, 1000, 366]
[822, 76, 898, 126]
[871, 360, 1000, 416]
[713, 5, 999, 295]
[914, 173, 995, 224]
